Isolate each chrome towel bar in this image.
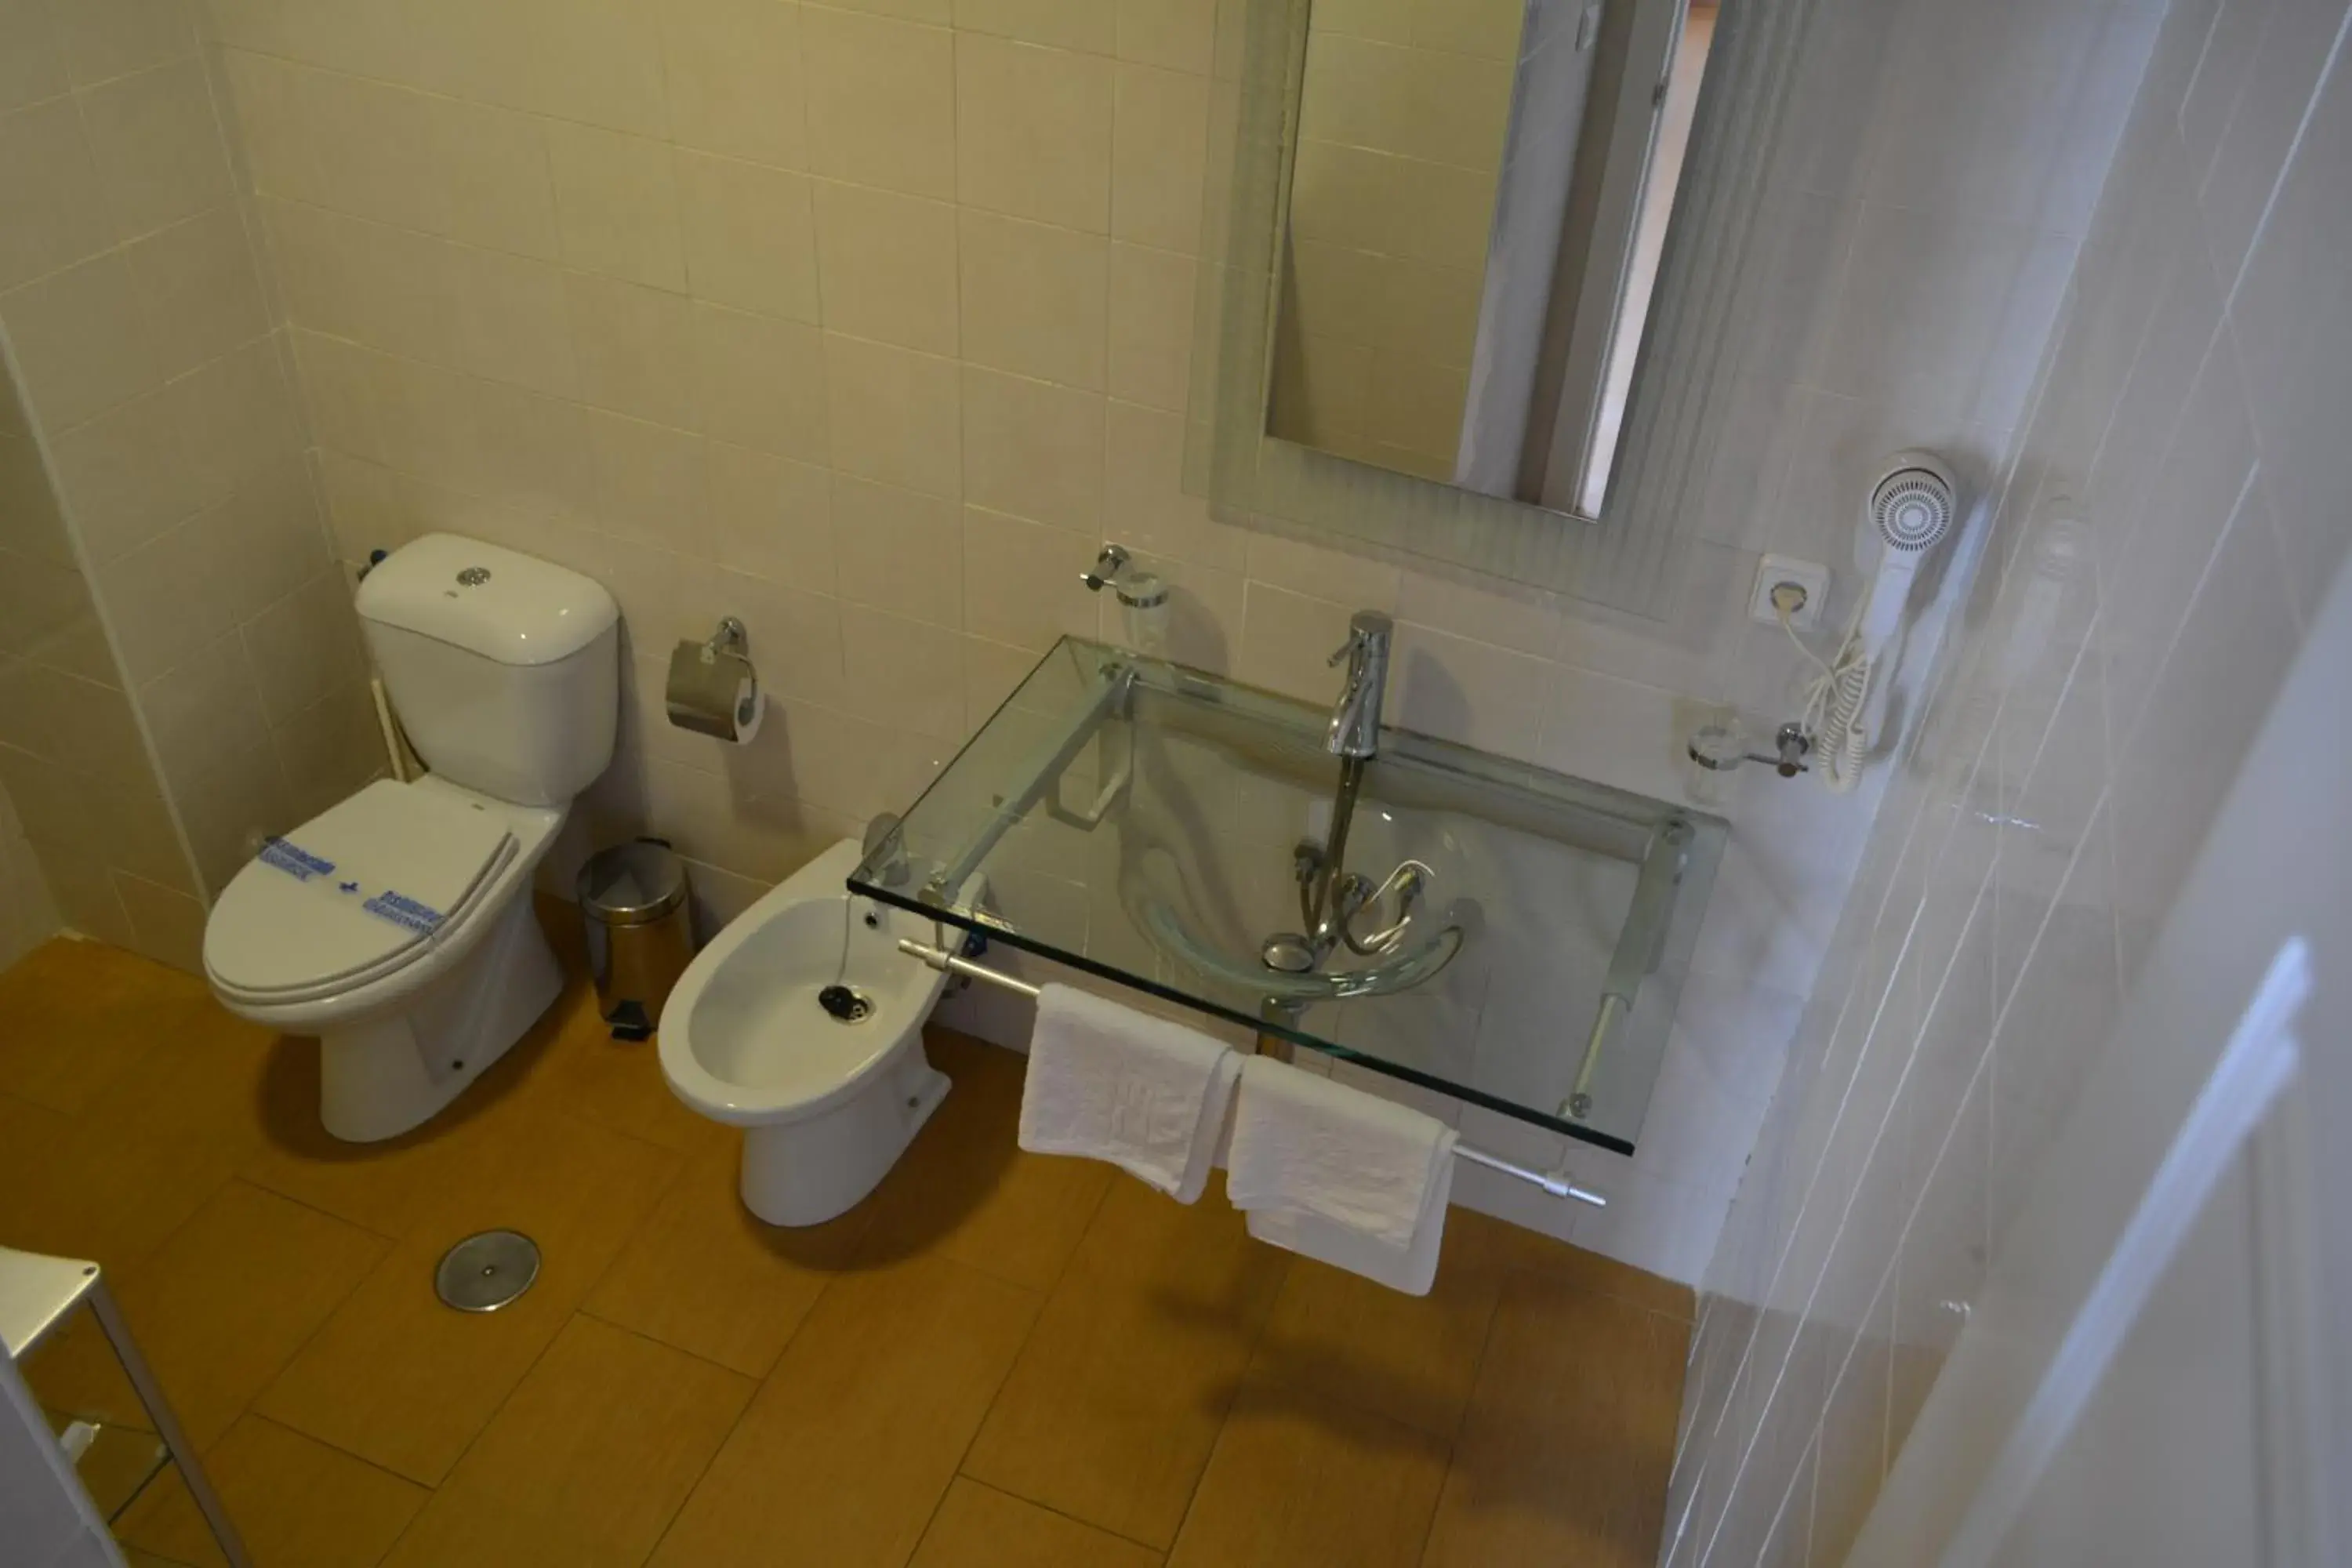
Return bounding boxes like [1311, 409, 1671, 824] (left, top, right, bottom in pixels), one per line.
[895, 938, 1606, 1207]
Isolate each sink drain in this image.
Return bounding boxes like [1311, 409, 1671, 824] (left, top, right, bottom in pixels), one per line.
[818, 984, 875, 1023]
[434, 1230, 540, 1313]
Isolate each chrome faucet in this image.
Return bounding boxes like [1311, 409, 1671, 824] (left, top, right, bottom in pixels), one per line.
[1325, 612, 1392, 759]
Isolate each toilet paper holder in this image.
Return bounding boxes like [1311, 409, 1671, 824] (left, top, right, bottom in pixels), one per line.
[666, 616, 763, 740]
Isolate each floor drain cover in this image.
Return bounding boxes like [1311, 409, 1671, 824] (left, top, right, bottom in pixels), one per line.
[434, 1230, 541, 1313]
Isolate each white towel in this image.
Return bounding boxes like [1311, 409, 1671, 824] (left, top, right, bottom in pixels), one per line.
[1225, 1057, 1458, 1296]
[1018, 984, 1239, 1204]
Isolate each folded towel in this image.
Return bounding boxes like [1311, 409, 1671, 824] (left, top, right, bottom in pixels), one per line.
[1226, 1057, 1458, 1295]
[1018, 984, 1240, 1203]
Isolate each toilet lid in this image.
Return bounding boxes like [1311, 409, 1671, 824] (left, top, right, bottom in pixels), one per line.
[205, 780, 518, 1000]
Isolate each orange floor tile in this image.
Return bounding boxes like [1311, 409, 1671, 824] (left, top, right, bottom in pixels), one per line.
[2, 927, 1691, 1566]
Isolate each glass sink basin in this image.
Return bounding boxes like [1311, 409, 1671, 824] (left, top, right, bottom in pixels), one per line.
[848, 638, 1726, 1153]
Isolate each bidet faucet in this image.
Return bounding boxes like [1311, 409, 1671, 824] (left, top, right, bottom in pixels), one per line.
[1325, 612, 1392, 759]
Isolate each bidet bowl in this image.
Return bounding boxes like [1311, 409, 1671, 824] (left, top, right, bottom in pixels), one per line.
[658, 839, 959, 1225]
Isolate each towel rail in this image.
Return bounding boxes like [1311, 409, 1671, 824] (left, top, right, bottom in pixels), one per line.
[895, 938, 1606, 1207]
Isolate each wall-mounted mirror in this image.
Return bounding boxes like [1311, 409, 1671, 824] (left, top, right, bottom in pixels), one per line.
[1268, 0, 1718, 515]
[1190, 0, 1795, 615]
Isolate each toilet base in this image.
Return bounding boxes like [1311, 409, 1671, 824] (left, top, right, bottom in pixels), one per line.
[739, 1042, 952, 1226]
[319, 896, 564, 1142]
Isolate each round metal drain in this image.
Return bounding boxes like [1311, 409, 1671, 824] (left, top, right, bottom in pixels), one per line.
[434, 1229, 540, 1313]
[1259, 932, 1318, 974]
[818, 983, 875, 1023]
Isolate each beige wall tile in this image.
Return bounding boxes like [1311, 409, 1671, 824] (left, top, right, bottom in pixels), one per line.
[162, 335, 306, 510]
[822, 0, 953, 19]
[427, 93, 564, 260]
[201, 456, 330, 624]
[956, 33, 1115, 232]
[587, 409, 712, 554]
[1298, 34, 1514, 170]
[678, 151, 820, 323]
[961, 366, 1103, 530]
[47, 390, 198, 561]
[565, 270, 702, 430]
[831, 475, 960, 626]
[1111, 62, 1208, 253]
[383, 1315, 753, 1568]
[955, 0, 1115, 54]
[364, 358, 600, 525]
[648, 1254, 1040, 1568]
[822, 332, 961, 499]
[838, 601, 970, 739]
[1106, 242, 1195, 411]
[122, 208, 272, 379]
[958, 210, 1108, 390]
[241, 568, 364, 724]
[660, 0, 808, 168]
[0, 2, 67, 112]
[717, 563, 845, 706]
[812, 180, 960, 356]
[77, 59, 234, 240]
[0, 252, 165, 430]
[98, 514, 235, 684]
[804, 7, 956, 200]
[270, 676, 384, 819]
[49, 0, 193, 87]
[546, 120, 688, 291]
[0, 96, 113, 289]
[405, 0, 668, 139]
[691, 303, 829, 462]
[1116, 0, 1216, 74]
[1104, 399, 1240, 569]
[285, 330, 384, 464]
[706, 439, 835, 590]
[960, 504, 1101, 651]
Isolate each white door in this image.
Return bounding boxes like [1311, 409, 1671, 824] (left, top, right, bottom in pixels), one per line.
[1846, 553, 2352, 1566]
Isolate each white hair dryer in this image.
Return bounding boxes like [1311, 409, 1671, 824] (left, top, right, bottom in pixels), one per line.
[1804, 452, 1958, 792]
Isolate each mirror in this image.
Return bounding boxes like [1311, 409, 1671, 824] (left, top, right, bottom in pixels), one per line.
[1264, 0, 1718, 516]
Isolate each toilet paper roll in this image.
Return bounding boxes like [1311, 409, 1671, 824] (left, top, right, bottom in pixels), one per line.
[666, 641, 764, 743]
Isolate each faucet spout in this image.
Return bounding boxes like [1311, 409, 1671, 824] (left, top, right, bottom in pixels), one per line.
[1326, 611, 1392, 759]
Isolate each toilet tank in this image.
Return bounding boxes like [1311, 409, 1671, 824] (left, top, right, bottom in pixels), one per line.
[356, 534, 621, 808]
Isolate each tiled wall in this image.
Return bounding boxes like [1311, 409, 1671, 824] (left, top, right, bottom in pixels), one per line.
[0, 234, 193, 965]
[0, 784, 60, 971]
[167, 0, 2127, 1279]
[1669, 0, 2352, 1559]
[1265, 0, 1521, 475]
[0, 0, 383, 971]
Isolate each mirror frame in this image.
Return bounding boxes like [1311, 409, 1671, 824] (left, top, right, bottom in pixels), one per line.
[1185, 0, 1817, 618]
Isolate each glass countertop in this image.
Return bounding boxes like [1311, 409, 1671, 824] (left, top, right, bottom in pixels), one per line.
[849, 639, 1725, 1152]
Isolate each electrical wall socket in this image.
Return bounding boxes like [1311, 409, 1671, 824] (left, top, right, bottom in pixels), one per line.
[1750, 555, 1830, 630]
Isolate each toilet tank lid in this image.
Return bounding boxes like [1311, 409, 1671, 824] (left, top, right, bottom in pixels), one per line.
[358, 534, 619, 667]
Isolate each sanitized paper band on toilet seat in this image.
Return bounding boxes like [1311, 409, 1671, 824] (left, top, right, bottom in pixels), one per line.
[259, 837, 450, 935]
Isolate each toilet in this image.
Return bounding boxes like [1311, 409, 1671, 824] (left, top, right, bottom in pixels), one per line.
[658, 839, 964, 1226]
[202, 534, 619, 1142]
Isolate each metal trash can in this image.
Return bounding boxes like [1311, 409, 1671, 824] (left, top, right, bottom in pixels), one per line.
[579, 838, 693, 1040]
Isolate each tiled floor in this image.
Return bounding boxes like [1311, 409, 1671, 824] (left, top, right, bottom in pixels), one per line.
[0, 920, 1691, 1567]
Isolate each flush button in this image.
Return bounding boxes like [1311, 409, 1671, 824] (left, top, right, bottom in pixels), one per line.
[456, 566, 491, 587]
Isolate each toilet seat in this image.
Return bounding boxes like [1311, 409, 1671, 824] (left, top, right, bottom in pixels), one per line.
[205, 779, 519, 1007]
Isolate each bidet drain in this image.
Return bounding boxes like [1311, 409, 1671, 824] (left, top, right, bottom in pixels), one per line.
[434, 1230, 540, 1313]
[818, 984, 875, 1023]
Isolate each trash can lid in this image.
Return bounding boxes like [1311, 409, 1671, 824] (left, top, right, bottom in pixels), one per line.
[579, 839, 688, 926]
